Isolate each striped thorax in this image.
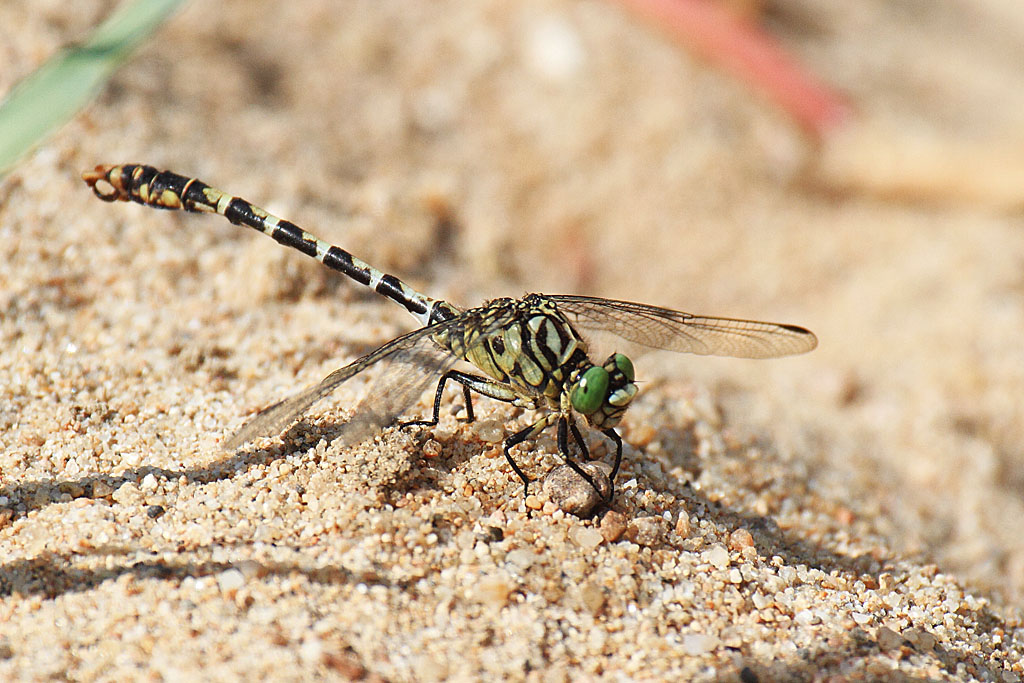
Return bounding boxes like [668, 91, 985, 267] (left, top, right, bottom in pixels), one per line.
[434, 294, 639, 428]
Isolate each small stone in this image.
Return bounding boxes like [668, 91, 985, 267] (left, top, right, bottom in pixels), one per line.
[875, 626, 903, 651]
[706, 545, 730, 569]
[473, 575, 513, 607]
[505, 549, 536, 568]
[299, 638, 323, 664]
[524, 495, 543, 510]
[472, 418, 506, 443]
[568, 525, 604, 549]
[578, 581, 605, 614]
[729, 528, 754, 551]
[681, 633, 718, 656]
[237, 560, 266, 580]
[422, 439, 443, 458]
[675, 514, 691, 539]
[217, 569, 246, 593]
[599, 510, 628, 543]
[629, 423, 657, 448]
[851, 612, 872, 625]
[794, 609, 819, 625]
[625, 516, 668, 547]
[542, 462, 611, 517]
[146, 505, 165, 519]
[58, 482, 86, 498]
[904, 627, 936, 651]
[91, 480, 114, 497]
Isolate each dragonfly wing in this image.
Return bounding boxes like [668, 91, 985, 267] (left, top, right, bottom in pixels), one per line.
[338, 340, 464, 445]
[550, 295, 817, 359]
[225, 301, 521, 450]
[224, 323, 455, 450]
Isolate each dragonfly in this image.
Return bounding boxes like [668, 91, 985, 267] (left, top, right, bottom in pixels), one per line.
[83, 164, 817, 505]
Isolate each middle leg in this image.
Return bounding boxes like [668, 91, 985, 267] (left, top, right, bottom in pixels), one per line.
[401, 370, 516, 429]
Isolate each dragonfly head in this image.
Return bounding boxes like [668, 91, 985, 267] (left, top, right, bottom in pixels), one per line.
[570, 353, 638, 429]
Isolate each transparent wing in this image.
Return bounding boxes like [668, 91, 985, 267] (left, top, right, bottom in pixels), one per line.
[224, 303, 520, 450]
[339, 339, 464, 446]
[550, 294, 817, 359]
[224, 324, 454, 450]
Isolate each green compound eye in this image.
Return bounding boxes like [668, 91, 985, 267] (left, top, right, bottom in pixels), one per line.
[613, 353, 634, 382]
[571, 366, 610, 415]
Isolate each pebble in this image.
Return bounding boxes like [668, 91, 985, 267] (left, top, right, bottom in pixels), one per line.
[706, 545, 730, 570]
[473, 575, 514, 607]
[422, 439, 443, 458]
[904, 627, 937, 652]
[578, 582, 606, 614]
[681, 633, 719, 656]
[505, 549, 536, 568]
[217, 569, 246, 593]
[876, 626, 903, 651]
[599, 510, 628, 543]
[625, 516, 668, 547]
[541, 462, 611, 517]
[568, 525, 604, 549]
[675, 514, 691, 539]
[729, 528, 754, 551]
[471, 419, 506, 443]
[91, 481, 114, 497]
[793, 609, 819, 625]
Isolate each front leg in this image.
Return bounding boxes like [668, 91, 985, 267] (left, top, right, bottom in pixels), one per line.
[603, 428, 623, 502]
[557, 417, 607, 502]
[503, 418, 548, 498]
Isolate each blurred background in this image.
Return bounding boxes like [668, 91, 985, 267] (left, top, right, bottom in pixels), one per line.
[3, 0, 1024, 610]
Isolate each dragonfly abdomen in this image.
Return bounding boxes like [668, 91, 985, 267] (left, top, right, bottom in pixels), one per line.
[82, 164, 455, 327]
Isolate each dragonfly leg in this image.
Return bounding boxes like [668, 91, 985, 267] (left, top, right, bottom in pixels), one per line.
[401, 370, 516, 429]
[603, 428, 623, 502]
[503, 415, 556, 499]
[568, 421, 590, 460]
[557, 417, 608, 503]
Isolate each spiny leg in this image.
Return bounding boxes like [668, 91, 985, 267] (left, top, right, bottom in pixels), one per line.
[568, 421, 589, 460]
[400, 370, 479, 429]
[556, 417, 607, 502]
[503, 417, 552, 499]
[402, 370, 526, 431]
[603, 428, 623, 502]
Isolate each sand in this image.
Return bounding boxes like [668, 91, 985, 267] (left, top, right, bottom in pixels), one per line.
[1, 0, 1023, 680]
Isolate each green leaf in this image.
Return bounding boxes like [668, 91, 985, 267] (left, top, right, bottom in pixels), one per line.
[0, 0, 186, 177]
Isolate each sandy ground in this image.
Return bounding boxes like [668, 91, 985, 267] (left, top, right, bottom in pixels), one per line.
[2, 0, 1024, 680]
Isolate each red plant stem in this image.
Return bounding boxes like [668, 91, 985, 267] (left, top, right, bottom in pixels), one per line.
[617, 0, 851, 138]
